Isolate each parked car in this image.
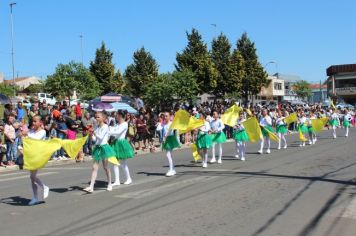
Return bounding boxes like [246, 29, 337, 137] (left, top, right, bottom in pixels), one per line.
[34, 93, 57, 105]
[68, 99, 89, 109]
[336, 103, 354, 110]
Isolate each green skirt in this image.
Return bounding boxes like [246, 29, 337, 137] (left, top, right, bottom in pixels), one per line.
[111, 139, 134, 160]
[163, 135, 181, 151]
[233, 130, 249, 142]
[196, 133, 212, 149]
[343, 120, 350, 127]
[276, 124, 287, 134]
[298, 124, 308, 133]
[307, 126, 314, 132]
[211, 132, 227, 144]
[329, 119, 339, 127]
[92, 144, 116, 162]
[262, 125, 274, 137]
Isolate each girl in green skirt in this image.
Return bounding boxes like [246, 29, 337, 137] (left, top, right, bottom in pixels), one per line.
[210, 111, 226, 164]
[276, 110, 288, 150]
[109, 110, 135, 186]
[297, 111, 308, 147]
[233, 112, 249, 161]
[84, 112, 115, 193]
[162, 112, 181, 176]
[196, 113, 212, 168]
[307, 111, 317, 145]
[329, 108, 340, 139]
[343, 109, 352, 137]
[259, 109, 273, 154]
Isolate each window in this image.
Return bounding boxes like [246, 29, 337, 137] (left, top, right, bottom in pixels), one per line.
[274, 82, 282, 90]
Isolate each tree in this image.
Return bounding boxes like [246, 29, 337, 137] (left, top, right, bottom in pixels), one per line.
[227, 49, 245, 98]
[236, 32, 268, 104]
[89, 42, 116, 94]
[46, 61, 101, 100]
[144, 73, 174, 110]
[293, 80, 312, 100]
[0, 84, 19, 97]
[172, 69, 199, 102]
[112, 70, 125, 94]
[124, 47, 159, 97]
[211, 33, 232, 98]
[22, 83, 44, 94]
[175, 28, 218, 94]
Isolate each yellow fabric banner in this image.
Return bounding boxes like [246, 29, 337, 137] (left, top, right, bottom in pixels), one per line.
[170, 109, 191, 130]
[263, 127, 280, 142]
[311, 117, 329, 132]
[242, 117, 262, 142]
[24, 136, 89, 170]
[330, 99, 336, 109]
[108, 157, 119, 165]
[23, 138, 62, 170]
[299, 130, 308, 141]
[284, 113, 297, 124]
[60, 136, 88, 159]
[179, 116, 205, 134]
[221, 105, 242, 127]
[191, 143, 201, 161]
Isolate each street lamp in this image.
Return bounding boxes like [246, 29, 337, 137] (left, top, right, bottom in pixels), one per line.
[10, 2, 17, 96]
[79, 34, 83, 66]
[264, 61, 278, 76]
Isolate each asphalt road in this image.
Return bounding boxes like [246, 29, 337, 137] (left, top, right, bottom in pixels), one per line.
[1, 128, 356, 236]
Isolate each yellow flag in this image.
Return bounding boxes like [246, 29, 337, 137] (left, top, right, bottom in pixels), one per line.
[299, 130, 308, 141]
[246, 109, 253, 117]
[108, 157, 119, 165]
[221, 105, 242, 127]
[23, 138, 62, 170]
[330, 99, 336, 109]
[311, 117, 329, 132]
[170, 109, 191, 130]
[263, 127, 280, 142]
[179, 116, 205, 134]
[284, 113, 297, 124]
[60, 136, 88, 159]
[191, 143, 201, 162]
[242, 117, 262, 142]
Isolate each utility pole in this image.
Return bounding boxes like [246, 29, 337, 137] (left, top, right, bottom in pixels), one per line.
[80, 34, 83, 66]
[10, 2, 17, 96]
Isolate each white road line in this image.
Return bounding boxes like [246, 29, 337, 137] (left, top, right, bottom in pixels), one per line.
[0, 172, 58, 182]
[115, 176, 219, 199]
[45, 167, 88, 170]
[0, 172, 28, 177]
[341, 197, 356, 219]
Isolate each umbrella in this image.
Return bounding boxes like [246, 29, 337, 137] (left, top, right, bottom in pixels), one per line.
[0, 94, 11, 105]
[110, 102, 138, 114]
[101, 92, 121, 102]
[91, 102, 115, 112]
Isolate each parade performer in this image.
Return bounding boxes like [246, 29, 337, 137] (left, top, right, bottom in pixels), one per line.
[84, 112, 116, 193]
[276, 110, 288, 150]
[210, 111, 226, 164]
[258, 109, 273, 154]
[162, 112, 181, 177]
[307, 111, 317, 144]
[27, 116, 49, 206]
[343, 109, 352, 137]
[297, 111, 308, 147]
[196, 113, 212, 168]
[329, 108, 340, 139]
[110, 110, 134, 186]
[233, 112, 249, 161]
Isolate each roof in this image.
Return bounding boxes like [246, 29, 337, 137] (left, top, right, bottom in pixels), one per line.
[326, 64, 356, 76]
[3, 77, 37, 84]
[309, 83, 327, 89]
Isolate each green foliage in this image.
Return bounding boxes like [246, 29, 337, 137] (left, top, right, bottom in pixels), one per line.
[46, 61, 101, 100]
[0, 83, 19, 97]
[236, 32, 268, 102]
[293, 80, 312, 99]
[22, 83, 44, 94]
[89, 42, 116, 94]
[171, 69, 199, 102]
[111, 70, 125, 94]
[124, 47, 159, 97]
[175, 28, 218, 94]
[144, 73, 174, 110]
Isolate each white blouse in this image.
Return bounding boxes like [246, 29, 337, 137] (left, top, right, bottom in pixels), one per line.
[93, 124, 110, 145]
[199, 121, 211, 133]
[210, 119, 225, 132]
[28, 129, 46, 140]
[260, 115, 272, 127]
[109, 122, 128, 140]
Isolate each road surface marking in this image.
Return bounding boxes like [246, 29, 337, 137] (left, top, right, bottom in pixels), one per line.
[0, 172, 57, 182]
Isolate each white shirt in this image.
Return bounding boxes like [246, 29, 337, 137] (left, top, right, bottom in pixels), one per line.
[210, 119, 225, 132]
[199, 121, 211, 133]
[235, 118, 246, 130]
[109, 122, 128, 140]
[260, 115, 272, 127]
[28, 129, 46, 140]
[93, 124, 110, 145]
[276, 116, 285, 126]
[331, 113, 340, 121]
[163, 122, 174, 137]
[345, 113, 352, 121]
[298, 116, 307, 124]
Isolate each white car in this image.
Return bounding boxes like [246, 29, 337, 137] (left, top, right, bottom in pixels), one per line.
[69, 99, 89, 109]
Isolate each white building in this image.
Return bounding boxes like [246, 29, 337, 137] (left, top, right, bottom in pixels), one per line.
[3, 76, 41, 89]
[254, 75, 285, 104]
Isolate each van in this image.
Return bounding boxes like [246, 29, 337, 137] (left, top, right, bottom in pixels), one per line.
[36, 93, 57, 105]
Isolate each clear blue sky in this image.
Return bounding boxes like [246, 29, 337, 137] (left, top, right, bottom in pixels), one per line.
[1, 0, 355, 83]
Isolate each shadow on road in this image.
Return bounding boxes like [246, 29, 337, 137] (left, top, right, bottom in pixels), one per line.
[1, 196, 45, 206]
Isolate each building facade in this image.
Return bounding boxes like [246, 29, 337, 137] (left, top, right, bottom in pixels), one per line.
[326, 64, 356, 104]
[308, 83, 327, 104]
[254, 75, 285, 104]
[275, 73, 303, 102]
[3, 76, 41, 89]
